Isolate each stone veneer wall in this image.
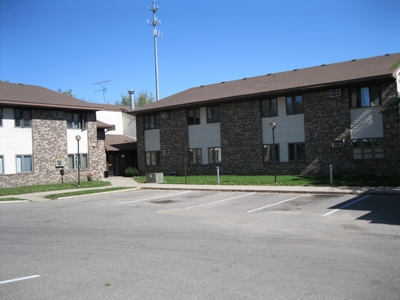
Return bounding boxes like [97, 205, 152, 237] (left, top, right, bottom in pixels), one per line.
[1, 110, 106, 188]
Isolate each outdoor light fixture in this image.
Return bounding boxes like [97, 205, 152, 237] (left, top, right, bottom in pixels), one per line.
[269, 122, 277, 184]
[75, 135, 81, 187]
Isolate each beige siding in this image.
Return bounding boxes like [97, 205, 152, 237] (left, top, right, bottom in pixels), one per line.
[145, 129, 160, 151]
[350, 107, 383, 139]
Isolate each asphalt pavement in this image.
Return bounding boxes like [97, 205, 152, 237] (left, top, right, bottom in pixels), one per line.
[1, 176, 400, 202]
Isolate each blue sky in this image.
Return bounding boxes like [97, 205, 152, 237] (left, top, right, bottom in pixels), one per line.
[1, 0, 399, 104]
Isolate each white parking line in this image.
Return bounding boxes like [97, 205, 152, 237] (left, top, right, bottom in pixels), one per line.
[186, 192, 256, 209]
[0, 275, 40, 285]
[323, 194, 371, 216]
[119, 191, 192, 204]
[247, 194, 307, 213]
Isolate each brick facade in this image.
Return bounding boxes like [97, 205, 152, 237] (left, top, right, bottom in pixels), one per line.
[137, 82, 400, 177]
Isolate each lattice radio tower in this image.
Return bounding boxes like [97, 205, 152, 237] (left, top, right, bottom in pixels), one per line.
[148, 0, 162, 101]
[93, 80, 112, 102]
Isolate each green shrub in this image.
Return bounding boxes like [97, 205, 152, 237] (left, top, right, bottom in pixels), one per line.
[125, 166, 139, 177]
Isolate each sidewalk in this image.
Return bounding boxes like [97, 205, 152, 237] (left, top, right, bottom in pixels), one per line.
[1, 176, 400, 202]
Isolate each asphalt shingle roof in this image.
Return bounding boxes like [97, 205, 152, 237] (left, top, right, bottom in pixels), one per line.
[105, 134, 137, 151]
[0, 82, 103, 111]
[132, 53, 400, 114]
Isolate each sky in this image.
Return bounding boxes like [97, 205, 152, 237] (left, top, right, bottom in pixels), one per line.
[1, 0, 399, 104]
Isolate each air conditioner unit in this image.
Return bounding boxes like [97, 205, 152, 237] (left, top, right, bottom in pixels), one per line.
[330, 89, 341, 98]
[54, 110, 64, 118]
[55, 159, 66, 167]
[162, 150, 170, 156]
[332, 140, 344, 148]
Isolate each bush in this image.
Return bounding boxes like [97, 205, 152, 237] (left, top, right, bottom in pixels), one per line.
[125, 167, 139, 177]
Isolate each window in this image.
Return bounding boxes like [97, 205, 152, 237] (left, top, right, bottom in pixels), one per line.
[14, 109, 31, 127]
[352, 138, 383, 159]
[263, 144, 280, 162]
[207, 106, 220, 123]
[289, 143, 305, 161]
[68, 154, 88, 169]
[189, 148, 202, 164]
[350, 86, 381, 108]
[144, 115, 160, 130]
[286, 96, 303, 115]
[146, 151, 160, 165]
[16, 155, 32, 172]
[208, 147, 221, 164]
[0, 108, 2, 126]
[187, 109, 200, 125]
[0, 156, 3, 174]
[67, 112, 87, 129]
[261, 99, 278, 118]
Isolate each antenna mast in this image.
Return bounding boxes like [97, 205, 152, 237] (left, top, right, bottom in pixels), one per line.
[93, 80, 112, 102]
[148, 0, 161, 101]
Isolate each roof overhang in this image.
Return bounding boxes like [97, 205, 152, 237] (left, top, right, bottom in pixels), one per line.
[130, 74, 394, 115]
[0, 99, 104, 111]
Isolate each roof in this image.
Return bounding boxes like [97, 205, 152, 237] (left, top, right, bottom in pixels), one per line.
[96, 120, 115, 130]
[0, 82, 103, 111]
[98, 103, 131, 112]
[131, 53, 400, 114]
[105, 134, 137, 152]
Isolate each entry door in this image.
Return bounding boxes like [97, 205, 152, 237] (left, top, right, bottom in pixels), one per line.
[107, 153, 114, 176]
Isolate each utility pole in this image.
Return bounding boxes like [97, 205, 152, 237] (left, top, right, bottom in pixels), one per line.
[148, 0, 162, 101]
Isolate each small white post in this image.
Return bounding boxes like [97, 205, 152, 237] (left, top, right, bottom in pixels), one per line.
[216, 166, 220, 184]
[329, 164, 333, 184]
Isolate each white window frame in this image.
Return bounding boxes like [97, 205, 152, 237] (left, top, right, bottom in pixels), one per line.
[0, 155, 4, 174]
[16, 155, 33, 173]
[68, 154, 88, 169]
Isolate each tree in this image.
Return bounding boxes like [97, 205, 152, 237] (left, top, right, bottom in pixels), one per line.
[380, 60, 400, 120]
[114, 89, 154, 107]
[57, 88, 75, 97]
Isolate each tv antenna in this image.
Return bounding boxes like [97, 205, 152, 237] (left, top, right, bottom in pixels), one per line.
[147, 0, 162, 101]
[93, 80, 112, 102]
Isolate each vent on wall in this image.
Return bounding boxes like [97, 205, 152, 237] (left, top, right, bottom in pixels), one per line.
[54, 110, 64, 118]
[330, 89, 341, 98]
[162, 150, 170, 156]
[55, 159, 66, 167]
[161, 112, 168, 118]
[332, 140, 344, 148]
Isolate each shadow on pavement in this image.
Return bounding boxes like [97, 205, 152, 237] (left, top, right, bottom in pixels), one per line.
[327, 192, 400, 226]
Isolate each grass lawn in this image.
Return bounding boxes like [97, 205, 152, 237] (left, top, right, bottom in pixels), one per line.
[0, 197, 28, 202]
[135, 174, 400, 187]
[0, 181, 111, 197]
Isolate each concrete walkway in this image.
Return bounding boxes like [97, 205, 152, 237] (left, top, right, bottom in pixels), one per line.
[1, 176, 399, 202]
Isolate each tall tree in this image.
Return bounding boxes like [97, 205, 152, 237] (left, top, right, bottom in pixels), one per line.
[380, 60, 400, 120]
[115, 89, 154, 107]
[57, 88, 75, 97]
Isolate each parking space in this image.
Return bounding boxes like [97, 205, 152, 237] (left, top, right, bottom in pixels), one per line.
[113, 189, 400, 230]
[2, 189, 400, 299]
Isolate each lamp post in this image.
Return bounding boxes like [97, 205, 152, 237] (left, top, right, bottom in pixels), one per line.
[270, 122, 277, 184]
[75, 135, 81, 187]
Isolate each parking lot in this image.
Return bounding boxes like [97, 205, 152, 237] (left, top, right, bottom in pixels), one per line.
[1, 189, 400, 299]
